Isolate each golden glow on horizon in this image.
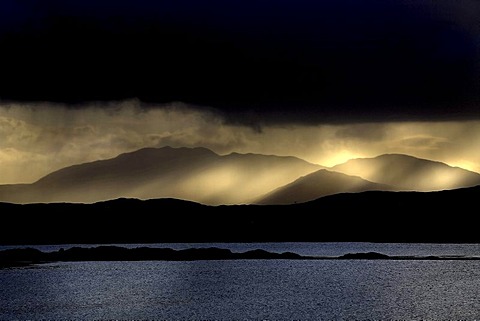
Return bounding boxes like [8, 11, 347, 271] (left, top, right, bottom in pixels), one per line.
[447, 160, 480, 174]
[181, 166, 243, 204]
[317, 150, 362, 168]
[429, 170, 464, 190]
[0, 101, 480, 187]
[179, 163, 320, 205]
[330, 158, 378, 181]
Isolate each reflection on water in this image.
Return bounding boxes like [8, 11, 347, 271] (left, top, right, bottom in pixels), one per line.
[2, 254, 480, 319]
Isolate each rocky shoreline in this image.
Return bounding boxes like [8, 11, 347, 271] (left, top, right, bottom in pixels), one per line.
[2, 246, 479, 268]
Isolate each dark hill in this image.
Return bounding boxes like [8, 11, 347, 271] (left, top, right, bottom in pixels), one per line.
[1, 185, 479, 244]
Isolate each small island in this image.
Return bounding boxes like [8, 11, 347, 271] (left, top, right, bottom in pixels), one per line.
[1, 246, 479, 268]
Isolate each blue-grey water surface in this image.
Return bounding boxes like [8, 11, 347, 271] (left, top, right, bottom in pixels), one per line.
[2, 243, 480, 320]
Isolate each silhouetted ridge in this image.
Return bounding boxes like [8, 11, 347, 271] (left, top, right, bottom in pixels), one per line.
[0, 246, 305, 267]
[1, 185, 479, 244]
[35, 146, 218, 185]
[257, 169, 393, 204]
[3, 247, 480, 268]
[339, 252, 390, 259]
[332, 153, 480, 191]
[0, 146, 321, 205]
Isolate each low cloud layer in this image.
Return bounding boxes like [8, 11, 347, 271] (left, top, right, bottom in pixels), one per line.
[1, 100, 479, 184]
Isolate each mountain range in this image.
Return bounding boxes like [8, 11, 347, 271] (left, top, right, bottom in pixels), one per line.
[0, 146, 479, 205]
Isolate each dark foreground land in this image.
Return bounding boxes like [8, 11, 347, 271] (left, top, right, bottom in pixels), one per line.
[2, 246, 479, 269]
[0, 186, 479, 245]
[0, 246, 302, 268]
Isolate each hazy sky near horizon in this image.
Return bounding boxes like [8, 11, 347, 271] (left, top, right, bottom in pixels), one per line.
[0, 0, 479, 184]
[1, 101, 479, 185]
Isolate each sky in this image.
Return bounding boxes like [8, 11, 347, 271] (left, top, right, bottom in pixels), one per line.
[0, 0, 479, 184]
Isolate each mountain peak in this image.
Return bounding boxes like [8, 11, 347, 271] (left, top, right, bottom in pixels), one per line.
[333, 153, 480, 191]
[0, 146, 321, 205]
[256, 168, 392, 205]
[116, 146, 219, 159]
[374, 153, 445, 164]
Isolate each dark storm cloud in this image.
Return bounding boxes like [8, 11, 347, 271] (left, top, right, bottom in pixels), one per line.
[334, 124, 389, 142]
[0, 0, 479, 124]
[1, 101, 480, 184]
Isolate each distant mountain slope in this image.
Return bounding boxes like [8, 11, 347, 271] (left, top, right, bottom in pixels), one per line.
[0, 146, 322, 205]
[332, 154, 480, 191]
[256, 169, 392, 205]
[1, 185, 479, 244]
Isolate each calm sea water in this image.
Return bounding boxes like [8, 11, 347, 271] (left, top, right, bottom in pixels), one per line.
[2, 243, 480, 320]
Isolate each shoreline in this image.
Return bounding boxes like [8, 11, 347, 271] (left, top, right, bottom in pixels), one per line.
[2, 246, 480, 269]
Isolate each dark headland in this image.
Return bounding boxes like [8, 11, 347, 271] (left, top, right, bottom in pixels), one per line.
[0, 246, 303, 268]
[0, 185, 479, 245]
[2, 246, 479, 269]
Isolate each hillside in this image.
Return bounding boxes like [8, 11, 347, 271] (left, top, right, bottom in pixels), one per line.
[0, 146, 322, 205]
[256, 169, 392, 204]
[332, 154, 480, 191]
[1, 185, 479, 244]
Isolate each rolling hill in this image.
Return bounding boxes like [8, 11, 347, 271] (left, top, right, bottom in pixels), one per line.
[1, 148, 478, 206]
[1, 185, 479, 244]
[256, 169, 393, 205]
[0, 146, 322, 205]
[332, 154, 480, 191]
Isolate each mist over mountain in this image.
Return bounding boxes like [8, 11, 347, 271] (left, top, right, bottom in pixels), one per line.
[332, 154, 480, 191]
[0, 146, 321, 205]
[1, 147, 478, 206]
[256, 169, 392, 205]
